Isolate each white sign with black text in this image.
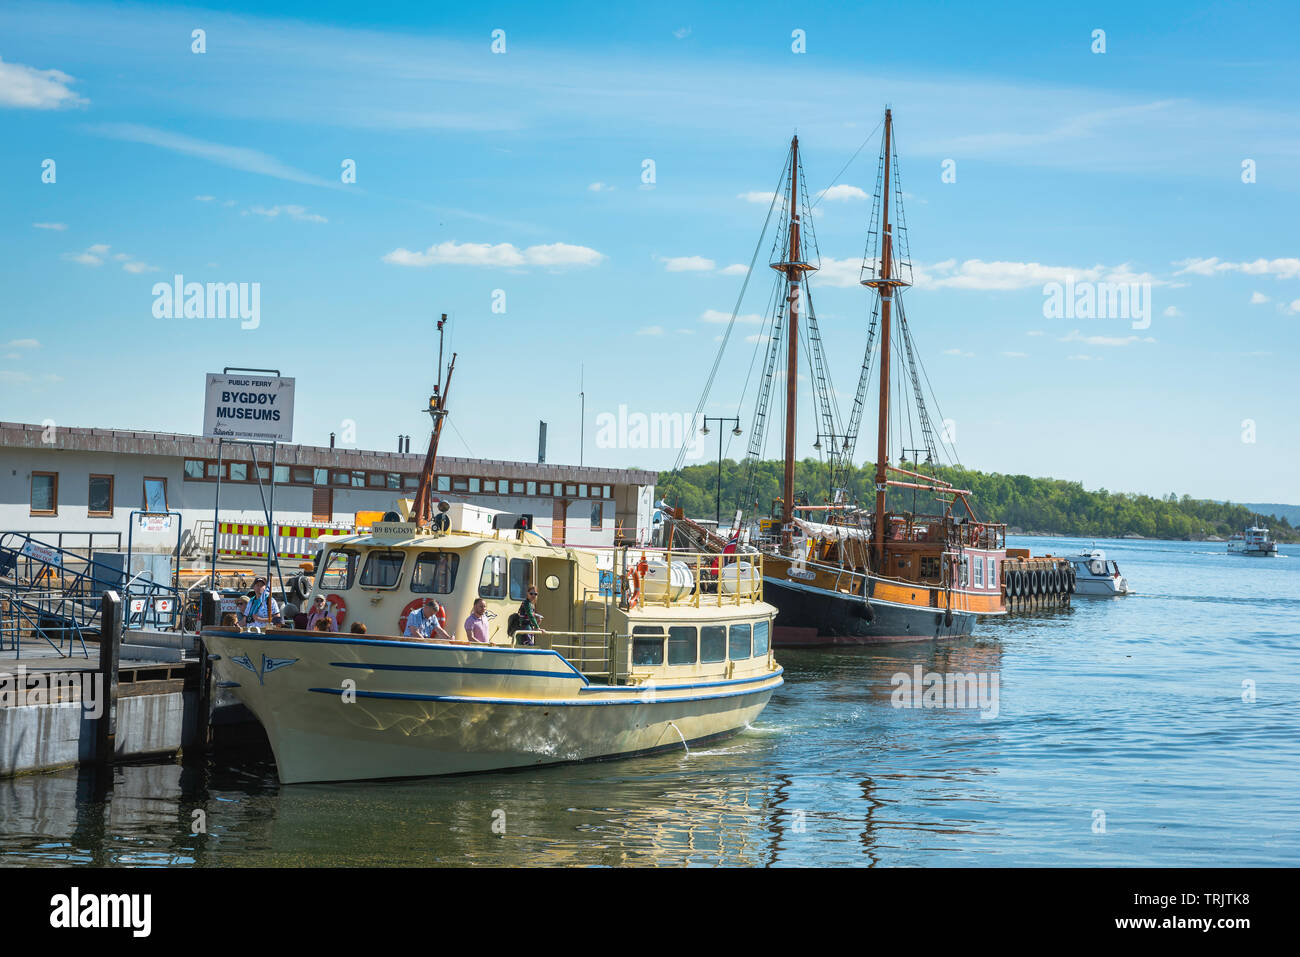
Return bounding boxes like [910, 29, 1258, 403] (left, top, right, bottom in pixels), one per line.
[202, 373, 295, 443]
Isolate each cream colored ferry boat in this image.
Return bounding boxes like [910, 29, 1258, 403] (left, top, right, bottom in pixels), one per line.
[202, 511, 781, 784]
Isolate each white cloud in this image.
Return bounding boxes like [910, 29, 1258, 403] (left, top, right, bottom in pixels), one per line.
[0, 371, 33, 384]
[943, 348, 975, 357]
[814, 256, 864, 288]
[1174, 257, 1300, 280]
[744, 333, 766, 344]
[123, 260, 158, 274]
[700, 309, 763, 324]
[817, 184, 868, 202]
[0, 56, 87, 109]
[662, 255, 715, 272]
[636, 325, 664, 336]
[738, 190, 777, 205]
[1250, 292, 1270, 304]
[720, 263, 748, 276]
[1060, 329, 1153, 347]
[1163, 305, 1182, 317]
[1026, 330, 1045, 336]
[4, 339, 39, 349]
[587, 182, 613, 192]
[383, 240, 604, 268]
[32, 222, 67, 231]
[1287, 299, 1300, 315]
[247, 204, 328, 223]
[673, 27, 691, 39]
[90, 123, 336, 188]
[1002, 351, 1028, 358]
[1067, 354, 1096, 361]
[194, 195, 216, 202]
[64, 244, 110, 266]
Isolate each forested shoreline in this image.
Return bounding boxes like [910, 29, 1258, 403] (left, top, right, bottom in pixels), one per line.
[656, 459, 1298, 543]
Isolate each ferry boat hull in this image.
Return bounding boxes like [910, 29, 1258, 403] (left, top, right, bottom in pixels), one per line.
[765, 576, 978, 646]
[204, 629, 782, 784]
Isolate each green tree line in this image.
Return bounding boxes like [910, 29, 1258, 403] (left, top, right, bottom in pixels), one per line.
[657, 458, 1298, 542]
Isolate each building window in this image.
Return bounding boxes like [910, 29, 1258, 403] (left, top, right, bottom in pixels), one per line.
[590, 502, 603, 530]
[184, 459, 205, 480]
[255, 466, 270, 482]
[578, 484, 588, 498]
[404, 474, 420, 489]
[350, 471, 366, 488]
[143, 476, 168, 512]
[565, 484, 577, 496]
[469, 478, 481, 493]
[207, 462, 223, 479]
[512, 481, 525, 494]
[481, 478, 494, 493]
[526, 481, 536, 496]
[603, 485, 611, 499]
[498, 480, 509, 495]
[453, 478, 468, 492]
[292, 467, 313, 484]
[478, 554, 507, 599]
[274, 465, 290, 484]
[88, 475, 114, 517]
[668, 626, 697, 665]
[331, 470, 349, 487]
[359, 550, 404, 588]
[230, 463, 248, 482]
[437, 476, 450, 492]
[729, 623, 752, 660]
[313, 468, 328, 485]
[30, 472, 58, 515]
[366, 472, 385, 488]
[540, 483, 552, 496]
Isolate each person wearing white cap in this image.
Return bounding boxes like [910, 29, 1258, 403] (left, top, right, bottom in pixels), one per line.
[246, 577, 280, 629]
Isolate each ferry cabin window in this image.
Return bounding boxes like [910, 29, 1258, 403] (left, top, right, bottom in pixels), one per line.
[359, 550, 405, 588]
[987, 558, 997, 590]
[973, 558, 984, 588]
[478, 554, 508, 599]
[959, 556, 969, 587]
[590, 502, 603, 530]
[508, 559, 532, 601]
[143, 477, 167, 512]
[88, 475, 113, 517]
[700, 625, 727, 663]
[729, 623, 752, 660]
[668, 626, 697, 665]
[632, 626, 665, 666]
[753, 620, 770, 657]
[319, 550, 358, 590]
[437, 476, 451, 492]
[184, 459, 205, 479]
[411, 552, 460, 595]
[30, 472, 58, 515]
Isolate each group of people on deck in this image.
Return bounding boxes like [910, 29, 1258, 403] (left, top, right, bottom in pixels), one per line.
[402, 585, 542, 645]
[220, 576, 544, 645]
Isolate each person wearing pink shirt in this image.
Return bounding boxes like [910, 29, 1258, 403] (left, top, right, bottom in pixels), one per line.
[464, 598, 490, 643]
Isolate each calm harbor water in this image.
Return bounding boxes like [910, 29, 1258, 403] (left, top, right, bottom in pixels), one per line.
[3, 536, 1298, 867]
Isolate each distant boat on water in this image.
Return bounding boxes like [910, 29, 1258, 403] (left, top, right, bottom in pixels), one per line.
[1227, 525, 1278, 556]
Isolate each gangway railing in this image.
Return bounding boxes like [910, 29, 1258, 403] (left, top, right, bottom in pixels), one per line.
[0, 531, 187, 653]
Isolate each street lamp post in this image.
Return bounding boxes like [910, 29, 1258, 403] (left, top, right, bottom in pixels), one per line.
[700, 416, 742, 529]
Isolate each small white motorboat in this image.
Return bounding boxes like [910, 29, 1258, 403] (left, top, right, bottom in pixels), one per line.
[1227, 526, 1278, 556]
[1070, 548, 1130, 597]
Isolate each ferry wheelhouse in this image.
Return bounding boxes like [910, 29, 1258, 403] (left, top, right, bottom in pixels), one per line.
[201, 322, 781, 784]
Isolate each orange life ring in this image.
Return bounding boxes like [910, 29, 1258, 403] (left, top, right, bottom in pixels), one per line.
[324, 594, 347, 626]
[399, 598, 445, 636]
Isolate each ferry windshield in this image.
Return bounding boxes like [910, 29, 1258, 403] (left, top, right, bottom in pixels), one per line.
[411, 551, 460, 595]
[318, 550, 358, 590]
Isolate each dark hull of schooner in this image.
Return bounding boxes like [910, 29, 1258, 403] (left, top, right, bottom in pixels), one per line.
[765, 575, 977, 646]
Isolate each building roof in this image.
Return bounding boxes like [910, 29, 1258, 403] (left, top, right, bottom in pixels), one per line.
[0, 421, 657, 486]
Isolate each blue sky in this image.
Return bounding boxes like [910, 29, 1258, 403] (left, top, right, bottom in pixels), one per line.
[1, 0, 1297, 503]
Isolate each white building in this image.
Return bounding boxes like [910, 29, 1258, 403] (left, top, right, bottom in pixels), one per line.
[1, 421, 656, 559]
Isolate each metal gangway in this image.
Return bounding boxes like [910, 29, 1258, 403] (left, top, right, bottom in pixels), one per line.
[0, 531, 188, 659]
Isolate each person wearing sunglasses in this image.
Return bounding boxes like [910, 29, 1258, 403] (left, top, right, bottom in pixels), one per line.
[515, 585, 543, 646]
